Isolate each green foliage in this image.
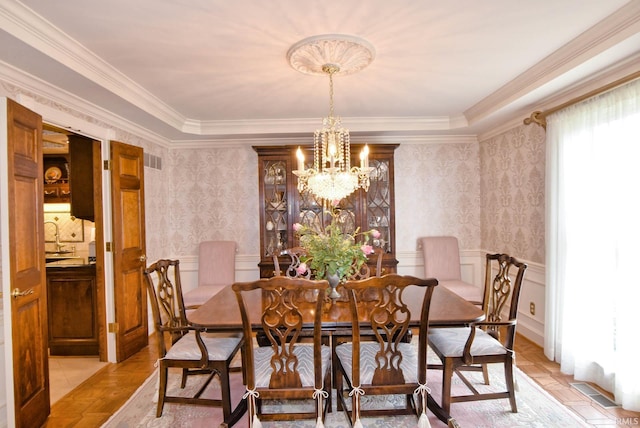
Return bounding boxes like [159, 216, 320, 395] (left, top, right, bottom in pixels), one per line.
[295, 208, 372, 282]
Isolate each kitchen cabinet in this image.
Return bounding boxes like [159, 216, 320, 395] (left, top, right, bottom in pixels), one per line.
[43, 154, 70, 203]
[46, 265, 98, 355]
[69, 135, 96, 221]
[254, 144, 398, 278]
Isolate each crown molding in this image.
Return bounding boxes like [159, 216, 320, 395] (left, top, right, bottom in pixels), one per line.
[477, 52, 640, 141]
[0, 0, 186, 130]
[464, 1, 640, 125]
[0, 60, 172, 147]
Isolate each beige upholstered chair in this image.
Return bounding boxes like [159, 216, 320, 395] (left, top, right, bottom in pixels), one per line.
[144, 259, 244, 425]
[428, 253, 528, 415]
[183, 240, 236, 309]
[334, 274, 438, 426]
[420, 236, 482, 304]
[232, 276, 332, 425]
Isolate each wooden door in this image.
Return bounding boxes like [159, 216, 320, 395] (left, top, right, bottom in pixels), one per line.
[5, 98, 50, 427]
[110, 141, 148, 361]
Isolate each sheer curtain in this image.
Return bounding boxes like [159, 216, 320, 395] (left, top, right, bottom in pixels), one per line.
[545, 78, 640, 411]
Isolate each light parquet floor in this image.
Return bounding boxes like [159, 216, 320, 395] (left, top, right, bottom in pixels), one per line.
[43, 333, 640, 427]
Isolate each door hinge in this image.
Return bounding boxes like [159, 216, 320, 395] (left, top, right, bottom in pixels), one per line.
[108, 322, 119, 333]
[103, 160, 110, 170]
[105, 242, 112, 252]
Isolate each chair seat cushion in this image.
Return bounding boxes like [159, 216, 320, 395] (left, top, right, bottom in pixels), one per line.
[164, 332, 241, 361]
[182, 284, 227, 307]
[254, 344, 331, 388]
[428, 327, 507, 357]
[335, 342, 418, 385]
[440, 280, 482, 303]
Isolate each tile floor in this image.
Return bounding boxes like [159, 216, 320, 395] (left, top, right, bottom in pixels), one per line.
[48, 356, 108, 404]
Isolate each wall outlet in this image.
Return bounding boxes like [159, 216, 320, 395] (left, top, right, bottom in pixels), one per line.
[529, 302, 536, 316]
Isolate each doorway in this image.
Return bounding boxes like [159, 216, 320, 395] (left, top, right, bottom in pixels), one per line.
[42, 124, 107, 404]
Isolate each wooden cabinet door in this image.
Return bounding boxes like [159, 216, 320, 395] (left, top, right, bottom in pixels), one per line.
[110, 141, 147, 361]
[47, 266, 98, 355]
[4, 98, 50, 427]
[69, 135, 96, 221]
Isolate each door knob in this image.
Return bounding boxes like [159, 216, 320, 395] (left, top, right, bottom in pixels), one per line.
[139, 255, 147, 262]
[12, 288, 34, 299]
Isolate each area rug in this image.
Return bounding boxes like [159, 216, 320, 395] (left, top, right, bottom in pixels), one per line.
[102, 353, 589, 428]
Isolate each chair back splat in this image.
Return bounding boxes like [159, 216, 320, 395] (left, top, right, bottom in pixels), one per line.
[232, 276, 332, 425]
[144, 259, 245, 426]
[272, 246, 310, 278]
[334, 274, 438, 425]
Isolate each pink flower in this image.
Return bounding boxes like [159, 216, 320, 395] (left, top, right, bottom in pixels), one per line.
[371, 229, 381, 239]
[331, 199, 341, 207]
[361, 245, 374, 255]
[293, 223, 302, 232]
[296, 263, 308, 275]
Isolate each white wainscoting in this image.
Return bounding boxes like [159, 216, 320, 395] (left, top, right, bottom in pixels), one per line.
[176, 250, 546, 347]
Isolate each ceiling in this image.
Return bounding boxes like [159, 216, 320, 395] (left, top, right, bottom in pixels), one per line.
[1, 0, 639, 145]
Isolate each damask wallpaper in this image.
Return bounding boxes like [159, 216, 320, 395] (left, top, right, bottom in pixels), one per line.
[395, 141, 481, 251]
[166, 147, 259, 257]
[161, 126, 546, 266]
[479, 124, 546, 264]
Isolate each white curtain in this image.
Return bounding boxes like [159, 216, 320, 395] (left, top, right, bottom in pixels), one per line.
[545, 78, 640, 411]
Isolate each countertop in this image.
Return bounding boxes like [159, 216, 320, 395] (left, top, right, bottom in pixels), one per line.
[45, 257, 95, 268]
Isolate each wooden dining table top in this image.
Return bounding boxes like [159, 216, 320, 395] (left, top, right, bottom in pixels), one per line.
[188, 281, 485, 331]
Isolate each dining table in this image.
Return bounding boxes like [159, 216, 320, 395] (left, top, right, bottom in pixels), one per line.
[189, 281, 485, 426]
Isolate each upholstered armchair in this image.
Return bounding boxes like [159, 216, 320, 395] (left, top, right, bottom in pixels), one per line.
[183, 240, 236, 310]
[420, 236, 482, 304]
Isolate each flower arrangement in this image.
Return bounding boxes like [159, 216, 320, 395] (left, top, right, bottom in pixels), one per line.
[293, 203, 380, 283]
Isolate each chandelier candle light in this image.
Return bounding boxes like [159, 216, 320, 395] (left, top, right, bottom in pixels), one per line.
[288, 35, 376, 201]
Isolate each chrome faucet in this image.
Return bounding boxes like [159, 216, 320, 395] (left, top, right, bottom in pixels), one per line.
[44, 220, 65, 252]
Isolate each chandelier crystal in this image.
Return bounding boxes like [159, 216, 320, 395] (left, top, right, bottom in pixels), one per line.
[290, 36, 375, 201]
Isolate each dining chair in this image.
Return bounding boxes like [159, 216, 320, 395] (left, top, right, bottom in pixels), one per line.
[232, 276, 332, 427]
[347, 246, 384, 280]
[420, 236, 482, 304]
[428, 253, 527, 415]
[144, 259, 245, 426]
[272, 246, 310, 278]
[334, 274, 438, 427]
[183, 240, 237, 310]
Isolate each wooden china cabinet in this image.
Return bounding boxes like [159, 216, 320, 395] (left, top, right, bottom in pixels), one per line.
[254, 144, 399, 278]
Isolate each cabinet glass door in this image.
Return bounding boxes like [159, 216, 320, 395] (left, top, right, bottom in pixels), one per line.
[366, 158, 392, 253]
[263, 160, 287, 257]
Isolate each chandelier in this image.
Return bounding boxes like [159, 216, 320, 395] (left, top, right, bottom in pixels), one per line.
[287, 35, 375, 201]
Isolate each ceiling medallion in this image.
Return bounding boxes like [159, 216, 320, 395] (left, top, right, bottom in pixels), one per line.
[287, 34, 376, 76]
[288, 34, 375, 202]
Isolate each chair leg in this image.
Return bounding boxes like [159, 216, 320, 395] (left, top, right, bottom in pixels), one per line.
[325, 368, 332, 414]
[504, 358, 518, 412]
[180, 368, 188, 388]
[219, 364, 233, 422]
[157, 364, 168, 417]
[335, 363, 344, 411]
[441, 358, 454, 415]
[482, 363, 490, 385]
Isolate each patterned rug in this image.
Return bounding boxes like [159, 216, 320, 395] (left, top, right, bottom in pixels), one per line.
[102, 353, 589, 428]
